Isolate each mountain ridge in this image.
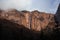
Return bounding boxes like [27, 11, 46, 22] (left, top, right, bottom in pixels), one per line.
[0, 9, 55, 31]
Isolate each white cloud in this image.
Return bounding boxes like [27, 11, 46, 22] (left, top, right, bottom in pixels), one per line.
[0, 0, 59, 13]
[0, 0, 32, 10]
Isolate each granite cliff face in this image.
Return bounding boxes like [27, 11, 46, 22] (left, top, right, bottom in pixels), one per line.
[0, 9, 55, 31]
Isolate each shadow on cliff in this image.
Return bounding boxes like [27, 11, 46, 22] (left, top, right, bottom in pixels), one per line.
[0, 19, 60, 40]
[0, 19, 40, 40]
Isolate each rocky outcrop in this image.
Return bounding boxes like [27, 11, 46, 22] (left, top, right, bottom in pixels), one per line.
[0, 19, 40, 40]
[31, 10, 54, 31]
[0, 9, 55, 31]
[55, 4, 60, 25]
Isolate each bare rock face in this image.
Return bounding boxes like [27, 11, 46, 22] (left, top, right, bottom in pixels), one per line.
[31, 10, 54, 31]
[55, 4, 60, 25]
[0, 9, 55, 31]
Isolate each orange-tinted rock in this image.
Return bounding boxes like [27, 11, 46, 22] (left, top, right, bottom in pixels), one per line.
[0, 9, 55, 31]
[21, 11, 31, 29]
[31, 10, 54, 31]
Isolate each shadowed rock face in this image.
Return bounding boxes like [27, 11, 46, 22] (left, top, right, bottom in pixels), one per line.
[55, 4, 60, 25]
[0, 19, 40, 40]
[0, 10, 3, 13]
[0, 9, 55, 31]
[0, 19, 56, 40]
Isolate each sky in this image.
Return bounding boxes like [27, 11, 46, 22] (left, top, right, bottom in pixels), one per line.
[0, 0, 60, 14]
